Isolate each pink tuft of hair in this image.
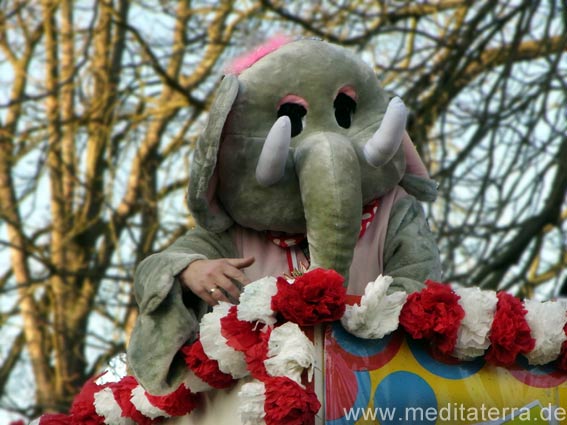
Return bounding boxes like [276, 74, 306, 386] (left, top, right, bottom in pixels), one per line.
[224, 34, 293, 75]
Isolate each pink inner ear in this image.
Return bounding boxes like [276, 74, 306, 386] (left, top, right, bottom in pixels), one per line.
[224, 35, 293, 75]
[403, 133, 430, 178]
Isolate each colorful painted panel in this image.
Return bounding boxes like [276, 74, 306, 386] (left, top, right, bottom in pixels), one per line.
[325, 323, 567, 424]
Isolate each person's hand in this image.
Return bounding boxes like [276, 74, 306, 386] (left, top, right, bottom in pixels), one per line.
[179, 257, 255, 306]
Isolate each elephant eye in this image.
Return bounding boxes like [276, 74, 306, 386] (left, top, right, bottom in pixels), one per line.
[277, 102, 307, 137]
[334, 92, 357, 129]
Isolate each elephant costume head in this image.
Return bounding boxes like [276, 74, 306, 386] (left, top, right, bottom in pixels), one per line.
[188, 38, 435, 279]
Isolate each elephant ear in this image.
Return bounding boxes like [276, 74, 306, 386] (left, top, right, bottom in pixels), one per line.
[188, 75, 239, 232]
[400, 133, 438, 202]
[400, 174, 438, 202]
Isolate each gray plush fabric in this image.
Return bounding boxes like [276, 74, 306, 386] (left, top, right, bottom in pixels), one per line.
[128, 227, 237, 395]
[384, 196, 442, 293]
[400, 174, 439, 202]
[187, 75, 239, 233]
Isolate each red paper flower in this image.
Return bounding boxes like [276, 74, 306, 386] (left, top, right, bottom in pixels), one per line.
[108, 376, 153, 425]
[271, 268, 346, 326]
[69, 377, 107, 425]
[182, 340, 235, 389]
[145, 384, 201, 417]
[221, 306, 263, 352]
[557, 322, 567, 371]
[220, 305, 271, 378]
[32, 415, 71, 424]
[485, 292, 535, 366]
[242, 328, 272, 379]
[399, 280, 465, 355]
[263, 376, 321, 425]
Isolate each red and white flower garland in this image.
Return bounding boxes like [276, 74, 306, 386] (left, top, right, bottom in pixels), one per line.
[32, 270, 567, 425]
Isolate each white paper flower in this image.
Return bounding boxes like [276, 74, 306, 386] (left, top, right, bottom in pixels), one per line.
[264, 322, 315, 384]
[200, 302, 248, 378]
[237, 276, 278, 326]
[524, 299, 567, 365]
[130, 385, 171, 419]
[238, 380, 267, 425]
[94, 388, 135, 425]
[452, 286, 497, 360]
[341, 275, 407, 339]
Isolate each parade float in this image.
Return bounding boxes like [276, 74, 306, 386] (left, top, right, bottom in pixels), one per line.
[34, 270, 567, 424]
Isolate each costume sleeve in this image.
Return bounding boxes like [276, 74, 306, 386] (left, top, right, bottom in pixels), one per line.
[383, 196, 442, 294]
[127, 226, 238, 395]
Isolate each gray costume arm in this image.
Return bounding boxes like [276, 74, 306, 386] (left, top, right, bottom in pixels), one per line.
[128, 226, 237, 395]
[383, 196, 442, 293]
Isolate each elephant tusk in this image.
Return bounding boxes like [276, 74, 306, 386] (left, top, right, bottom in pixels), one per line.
[363, 97, 408, 168]
[256, 115, 292, 186]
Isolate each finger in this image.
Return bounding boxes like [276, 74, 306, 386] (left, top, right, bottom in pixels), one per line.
[219, 287, 239, 304]
[208, 286, 231, 304]
[215, 274, 242, 301]
[226, 256, 255, 269]
[197, 287, 218, 306]
[223, 265, 251, 287]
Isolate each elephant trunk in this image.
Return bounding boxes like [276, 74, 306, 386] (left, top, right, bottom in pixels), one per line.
[294, 132, 362, 281]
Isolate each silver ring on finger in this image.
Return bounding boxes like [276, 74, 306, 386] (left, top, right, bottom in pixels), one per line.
[208, 287, 218, 296]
